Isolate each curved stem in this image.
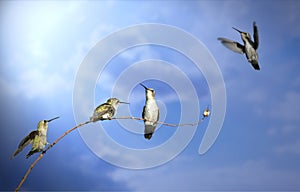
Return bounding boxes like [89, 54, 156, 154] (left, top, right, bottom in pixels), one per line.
[15, 116, 208, 191]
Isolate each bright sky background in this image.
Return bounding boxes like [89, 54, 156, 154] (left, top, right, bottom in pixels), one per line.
[1, 0, 300, 191]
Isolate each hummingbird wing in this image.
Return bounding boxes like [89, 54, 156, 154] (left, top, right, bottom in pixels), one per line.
[97, 103, 115, 117]
[142, 106, 146, 120]
[10, 130, 39, 159]
[91, 103, 115, 121]
[253, 22, 259, 49]
[142, 105, 151, 139]
[218, 37, 245, 54]
[143, 106, 160, 140]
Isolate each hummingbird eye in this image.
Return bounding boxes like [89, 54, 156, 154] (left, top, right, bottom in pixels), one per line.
[43, 120, 47, 123]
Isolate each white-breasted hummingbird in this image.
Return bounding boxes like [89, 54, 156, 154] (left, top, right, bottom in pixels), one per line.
[218, 22, 260, 70]
[140, 83, 160, 140]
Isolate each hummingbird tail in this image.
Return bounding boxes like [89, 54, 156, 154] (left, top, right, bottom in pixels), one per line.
[26, 151, 33, 159]
[250, 60, 260, 70]
[144, 124, 155, 140]
[144, 133, 153, 140]
[26, 148, 40, 159]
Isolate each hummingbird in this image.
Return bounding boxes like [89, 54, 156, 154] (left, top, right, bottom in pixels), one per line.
[218, 22, 260, 70]
[202, 106, 211, 119]
[140, 83, 160, 140]
[10, 116, 59, 159]
[90, 98, 129, 122]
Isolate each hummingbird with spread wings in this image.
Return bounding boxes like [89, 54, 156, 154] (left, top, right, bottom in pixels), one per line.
[10, 116, 59, 159]
[218, 22, 260, 70]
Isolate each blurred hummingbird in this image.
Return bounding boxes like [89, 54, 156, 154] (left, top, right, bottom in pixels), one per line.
[202, 106, 211, 119]
[140, 83, 160, 140]
[90, 98, 129, 122]
[218, 22, 260, 70]
[10, 116, 59, 159]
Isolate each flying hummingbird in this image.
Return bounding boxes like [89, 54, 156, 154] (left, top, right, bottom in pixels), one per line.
[90, 98, 129, 122]
[10, 116, 59, 159]
[218, 22, 260, 70]
[140, 83, 160, 140]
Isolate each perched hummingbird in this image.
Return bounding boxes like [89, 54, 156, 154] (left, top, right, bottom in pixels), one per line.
[10, 116, 59, 159]
[90, 98, 129, 122]
[218, 22, 260, 70]
[202, 107, 211, 119]
[140, 83, 160, 140]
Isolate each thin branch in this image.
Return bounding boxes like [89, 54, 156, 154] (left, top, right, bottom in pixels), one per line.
[15, 120, 91, 192]
[15, 115, 209, 191]
[112, 116, 206, 127]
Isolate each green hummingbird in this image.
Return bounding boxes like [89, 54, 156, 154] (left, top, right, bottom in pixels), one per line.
[140, 83, 160, 140]
[90, 98, 129, 122]
[10, 116, 59, 159]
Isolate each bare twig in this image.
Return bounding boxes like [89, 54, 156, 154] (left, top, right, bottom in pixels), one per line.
[15, 115, 208, 191]
[112, 116, 206, 127]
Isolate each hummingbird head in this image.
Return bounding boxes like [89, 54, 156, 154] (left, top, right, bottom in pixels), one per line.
[140, 83, 156, 98]
[106, 98, 129, 108]
[232, 27, 251, 41]
[37, 116, 59, 131]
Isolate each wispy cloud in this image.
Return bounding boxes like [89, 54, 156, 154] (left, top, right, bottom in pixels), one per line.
[270, 91, 300, 121]
[0, 68, 71, 100]
[19, 69, 71, 99]
[275, 139, 300, 155]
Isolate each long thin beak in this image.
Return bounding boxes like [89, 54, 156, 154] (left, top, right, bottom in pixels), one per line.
[46, 116, 59, 122]
[120, 101, 130, 104]
[232, 27, 243, 34]
[140, 83, 148, 90]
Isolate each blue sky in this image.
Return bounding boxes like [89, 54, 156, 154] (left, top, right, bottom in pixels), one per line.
[1, 0, 300, 191]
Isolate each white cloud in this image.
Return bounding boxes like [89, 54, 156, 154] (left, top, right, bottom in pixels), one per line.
[17, 69, 71, 99]
[1, 64, 72, 100]
[118, 45, 161, 62]
[28, 41, 49, 60]
[2, 1, 123, 101]
[0, 77, 17, 98]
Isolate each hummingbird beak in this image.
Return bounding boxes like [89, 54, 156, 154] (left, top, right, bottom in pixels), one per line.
[119, 101, 130, 104]
[140, 83, 148, 90]
[46, 116, 59, 122]
[232, 27, 243, 34]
